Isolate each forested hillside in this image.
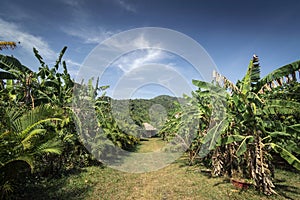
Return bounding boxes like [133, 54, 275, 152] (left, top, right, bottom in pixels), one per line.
[112, 95, 183, 128]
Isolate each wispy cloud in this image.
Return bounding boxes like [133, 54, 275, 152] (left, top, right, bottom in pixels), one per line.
[62, 26, 116, 44]
[65, 58, 82, 68]
[102, 33, 172, 73]
[64, 58, 82, 77]
[0, 2, 32, 21]
[0, 18, 82, 75]
[0, 18, 56, 60]
[114, 0, 136, 12]
[60, 0, 85, 7]
[110, 63, 192, 99]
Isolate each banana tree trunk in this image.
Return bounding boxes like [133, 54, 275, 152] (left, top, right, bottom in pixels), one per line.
[212, 147, 224, 176]
[250, 134, 276, 195]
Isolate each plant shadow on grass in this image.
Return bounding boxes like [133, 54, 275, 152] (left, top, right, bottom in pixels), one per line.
[99, 148, 137, 166]
[274, 180, 300, 200]
[13, 167, 95, 200]
[271, 159, 300, 200]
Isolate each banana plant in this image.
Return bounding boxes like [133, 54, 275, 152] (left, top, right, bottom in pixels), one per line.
[201, 55, 300, 194]
[33, 47, 74, 108]
[158, 89, 215, 165]
[94, 95, 140, 151]
[0, 54, 36, 107]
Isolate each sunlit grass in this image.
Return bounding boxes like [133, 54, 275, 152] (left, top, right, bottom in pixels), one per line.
[137, 137, 166, 153]
[17, 138, 300, 200]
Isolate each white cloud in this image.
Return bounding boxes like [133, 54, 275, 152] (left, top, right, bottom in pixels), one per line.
[0, 18, 83, 76]
[0, 18, 56, 60]
[116, 49, 169, 73]
[107, 33, 153, 52]
[65, 59, 82, 68]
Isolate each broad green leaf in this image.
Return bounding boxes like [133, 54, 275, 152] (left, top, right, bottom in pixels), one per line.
[265, 100, 300, 115]
[0, 54, 32, 74]
[269, 132, 291, 138]
[0, 71, 16, 79]
[236, 135, 254, 156]
[54, 46, 67, 70]
[192, 80, 210, 89]
[240, 56, 260, 94]
[218, 135, 246, 146]
[259, 60, 300, 89]
[202, 119, 227, 150]
[269, 143, 300, 170]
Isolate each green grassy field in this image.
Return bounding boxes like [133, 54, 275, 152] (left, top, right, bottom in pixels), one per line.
[18, 138, 300, 200]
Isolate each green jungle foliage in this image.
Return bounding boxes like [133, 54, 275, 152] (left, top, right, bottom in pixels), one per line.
[0, 46, 181, 198]
[160, 55, 300, 195]
[1, 43, 299, 198]
[120, 95, 181, 128]
[0, 47, 147, 198]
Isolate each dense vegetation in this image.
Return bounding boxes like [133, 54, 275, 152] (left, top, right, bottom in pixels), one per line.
[0, 44, 180, 198]
[0, 46, 139, 198]
[160, 55, 300, 195]
[0, 42, 299, 199]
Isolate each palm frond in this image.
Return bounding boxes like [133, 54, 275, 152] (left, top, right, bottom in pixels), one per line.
[21, 129, 46, 149]
[36, 139, 62, 155]
[3, 156, 34, 172]
[2, 107, 24, 133]
[12, 105, 60, 134]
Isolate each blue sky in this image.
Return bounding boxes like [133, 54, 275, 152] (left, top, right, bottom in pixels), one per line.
[1, 0, 300, 99]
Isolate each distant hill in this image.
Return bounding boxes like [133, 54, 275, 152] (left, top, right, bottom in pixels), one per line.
[110, 95, 184, 128]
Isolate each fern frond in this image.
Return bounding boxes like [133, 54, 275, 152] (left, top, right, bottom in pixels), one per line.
[36, 139, 62, 155]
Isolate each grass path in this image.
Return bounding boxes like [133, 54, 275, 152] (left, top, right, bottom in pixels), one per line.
[22, 138, 300, 200]
[137, 137, 166, 153]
